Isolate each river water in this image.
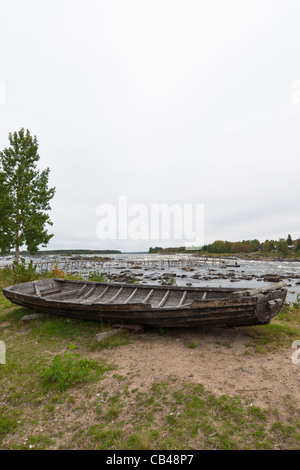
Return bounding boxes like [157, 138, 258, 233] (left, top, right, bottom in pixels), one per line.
[1, 253, 300, 302]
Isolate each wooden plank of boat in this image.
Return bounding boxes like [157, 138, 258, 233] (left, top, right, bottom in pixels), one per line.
[80, 285, 96, 301]
[101, 287, 124, 304]
[141, 289, 154, 304]
[230, 282, 286, 296]
[2, 278, 287, 328]
[123, 288, 138, 304]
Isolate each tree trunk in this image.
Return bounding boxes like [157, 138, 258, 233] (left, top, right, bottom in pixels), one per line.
[15, 240, 19, 263]
[15, 204, 19, 263]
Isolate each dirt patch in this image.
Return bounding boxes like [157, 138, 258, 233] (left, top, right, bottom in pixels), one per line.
[2, 308, 300, 450]
[101, 326, 300, 412]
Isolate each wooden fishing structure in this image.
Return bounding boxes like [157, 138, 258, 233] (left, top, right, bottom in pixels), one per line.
[14, 257, 229, 274]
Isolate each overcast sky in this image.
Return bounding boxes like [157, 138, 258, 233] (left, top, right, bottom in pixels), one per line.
[0, 0, 299, 252]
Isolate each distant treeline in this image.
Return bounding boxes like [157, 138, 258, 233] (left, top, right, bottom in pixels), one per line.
[149, 246, 188, 254]
[9, 249, 122, 256]
[149, 235, 300, 255]
[201, 238, 299, 254]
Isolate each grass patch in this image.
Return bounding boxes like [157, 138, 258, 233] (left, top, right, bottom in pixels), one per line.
[0, 412, 18, 443]
[215, 340, 231, 348]
[240, 322, 300, 353]
[88, 427, 122, 450]
[17, 434, 55, 450]
[40, 345, 115, 392]
[0, 295, 13, 310]
[277, 301, 300, 323]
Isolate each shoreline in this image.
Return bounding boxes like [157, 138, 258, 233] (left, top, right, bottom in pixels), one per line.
[193, 253, 300, 263]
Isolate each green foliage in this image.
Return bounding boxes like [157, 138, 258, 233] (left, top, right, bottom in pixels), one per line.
[0, 128, 55, 260]
[204, 239, 261, 254]
[261, 240, 276, 252]
[149, 246, 164, 253]
[0, 258, 39, 285]
[12, 257, 37, 283]
[278, 297, 300, 323]
[199, 236, 298, 256]
[0, 172, 14, 255]
[87, 271, 108, 282]
[0, 266, 14, 285]
[241, 322, 300, 352]
[276, 239, 288, 255]
[148, 238, 300, 256]
[268, 240, 276, 251]
[0, 413, 18, 442]
[149, 246, 186, 254]
[126, 276, 139, 284]
[166, 276, 177, 286]
[19, 434, 55, 450]
[40, 344, 113, 392]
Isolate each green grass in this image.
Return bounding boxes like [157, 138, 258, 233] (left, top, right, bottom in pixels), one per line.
[240, 321, 300, 353]
[40, 345, 115, 392]
[0, 412, 18, 443]
[277, 300, 300, 323]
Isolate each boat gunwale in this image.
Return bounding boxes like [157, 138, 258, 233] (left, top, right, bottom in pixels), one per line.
[2, 292, 260, 312]
[2, 279, 287, 312]
[3, 277, 247, 294]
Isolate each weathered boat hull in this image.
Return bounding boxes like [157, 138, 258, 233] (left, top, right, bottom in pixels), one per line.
[3, 279, 287, 328]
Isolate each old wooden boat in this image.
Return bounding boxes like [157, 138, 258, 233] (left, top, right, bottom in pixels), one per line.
[2, 278, 287, 328]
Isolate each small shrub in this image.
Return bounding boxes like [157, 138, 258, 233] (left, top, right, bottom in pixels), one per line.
[126, 276, 139, 284]
[167, 276, 177, 286]
[49, 263, 67, 279]
[157, 328, 165, 335]
[0, 267, 14, 285]
[135, 430, 152, 450]
[106, 404, 122, 419]
[278, 302, 300, 323]
[88, 271, 108, 282]
[12, 258, 37, 283]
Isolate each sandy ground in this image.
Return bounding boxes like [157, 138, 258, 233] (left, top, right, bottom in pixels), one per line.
[101, 326, 300, 412]
[2, 321, 300, 450]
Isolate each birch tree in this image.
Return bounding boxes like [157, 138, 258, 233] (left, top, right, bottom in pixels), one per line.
[0, 128, 55, 261]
